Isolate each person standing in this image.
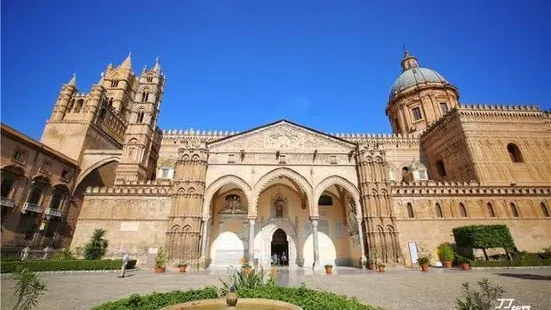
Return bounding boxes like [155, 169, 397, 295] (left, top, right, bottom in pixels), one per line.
[120, 251, 130, 278]
[20, 246, 30, 261]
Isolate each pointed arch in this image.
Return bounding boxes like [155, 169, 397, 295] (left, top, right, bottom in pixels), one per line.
[314, 175, 361, 217]
[254, 167, 313, 216]
[203, 175, 253, 218]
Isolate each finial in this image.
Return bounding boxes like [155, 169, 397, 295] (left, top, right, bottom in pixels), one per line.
[99, 72, 105, 84]
[402, 44, 410, 58]
[68, 73, 76, 86]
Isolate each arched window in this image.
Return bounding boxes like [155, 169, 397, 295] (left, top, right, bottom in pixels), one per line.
[459, 203, 467, 217]
[487, 203, 496, 217]
[74, 99, 83, 113]
[507, 143, 524, 163]
[510, 202, 519, 217]
[142, 90, 149, 102]
[541, 202, 550, 217]
[146, 77, 153, 83]
[436, 160, 447, 177]
[67, 99, 75, 112]
[318, 195, 333, 206]
[435, 203, 443, 218]
[406, 203, 414, 218]
[137, 110, 145, 123]
[111, 80, 119, 87]
[401, 167, 410, 182]
[108, 98, 114, 107]
[49, 187, 68, 211]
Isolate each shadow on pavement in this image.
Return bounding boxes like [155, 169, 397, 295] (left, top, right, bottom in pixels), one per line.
[495, 273, 551, 281]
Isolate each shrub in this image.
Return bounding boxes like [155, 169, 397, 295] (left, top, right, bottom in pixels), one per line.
[84, 229, 109, 260]
[11, 268, 47, 310]
[219, 266, 273, 294]
[1, 259, 137, 273]
[470, 258, 551, 268]
[92, 285, 380, 310]
[437, 243, 455, 262]
[453, 225, 515, 260]
[539, 246, 551, 259]
[155, 248, 166, 268]
[51, 247, 77, 261]
[456, 278, 505, 310]
[417, 256, 430, 265]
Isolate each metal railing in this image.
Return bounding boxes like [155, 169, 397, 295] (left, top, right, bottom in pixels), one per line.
[0, 197, 16, 208]
[22, 202, 43, 214]
[45, 208, 62, 218]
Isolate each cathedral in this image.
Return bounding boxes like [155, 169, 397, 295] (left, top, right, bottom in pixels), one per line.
[1, 51, 550, 268]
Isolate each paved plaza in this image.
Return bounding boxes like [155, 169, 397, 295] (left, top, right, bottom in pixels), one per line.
[1, 267, 550, 310]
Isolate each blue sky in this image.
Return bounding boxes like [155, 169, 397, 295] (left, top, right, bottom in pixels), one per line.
[2, 0, 550, 139]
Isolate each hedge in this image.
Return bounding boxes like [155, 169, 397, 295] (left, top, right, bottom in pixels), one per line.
[1, 259, 137, 273]
[471, 258, 551, 268]
[453, 225, 515, 250]
[93, 285, 380, 310]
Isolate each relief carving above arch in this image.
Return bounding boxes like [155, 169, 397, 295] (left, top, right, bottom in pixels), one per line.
[202, 175, 253, 218]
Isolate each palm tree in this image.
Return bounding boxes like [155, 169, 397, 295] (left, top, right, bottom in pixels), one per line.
[83, 229, 109, 260]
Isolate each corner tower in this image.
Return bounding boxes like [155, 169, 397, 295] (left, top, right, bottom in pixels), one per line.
[386, 50, 460, 135]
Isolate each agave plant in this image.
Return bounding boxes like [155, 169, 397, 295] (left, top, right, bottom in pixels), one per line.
[219, 266, 270, 294]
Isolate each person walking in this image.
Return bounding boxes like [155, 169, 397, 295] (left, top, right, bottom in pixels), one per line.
[119, 251, 130, 278]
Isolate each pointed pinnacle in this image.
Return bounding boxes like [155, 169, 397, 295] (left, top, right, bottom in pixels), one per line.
[119, 51, 132, 69]
[68, 73, 76, 86]
[153, 56, 161, 71]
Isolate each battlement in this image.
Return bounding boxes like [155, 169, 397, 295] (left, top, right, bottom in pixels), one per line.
[390, 180, 551, 196]
[458, 104, 541, 111]
[85, 179, 173, 195]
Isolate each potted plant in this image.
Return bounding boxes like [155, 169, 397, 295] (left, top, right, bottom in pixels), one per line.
[177, 262, 188, 273]
[377, 263, 386, 272]
[457, 256, 470, 271]
[324, 264, 333, 274]
[367, 252, 377, 270]
[154, 248, 166, 273]
[241, 262, 252, 274]
[417, 256, 430, 272]
[438, 243, 455, 268]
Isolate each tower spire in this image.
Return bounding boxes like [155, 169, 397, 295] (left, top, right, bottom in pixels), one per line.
[119, 51, 132, 70]
[153, 57, 161, 72]
[67, 73, 77, 86]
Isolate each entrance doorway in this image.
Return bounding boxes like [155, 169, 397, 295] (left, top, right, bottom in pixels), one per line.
[271, 229, 289, 266]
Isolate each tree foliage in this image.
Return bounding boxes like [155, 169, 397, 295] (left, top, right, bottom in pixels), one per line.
[453, 225, 515, 250]
[84, 229, 109, 260]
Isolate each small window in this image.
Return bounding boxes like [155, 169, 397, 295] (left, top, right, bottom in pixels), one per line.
[147, 77, 153, 83]
[161, 168, 169, 178]
[436, 160, 446, 177]
[49, 191, 65, 210]
[74, 99, 83, 113]
[12, 150, 24, 161]
[440, 102, 448, 114]
[412, 107, 422, 121]
[318, 195, 333, 206]
[330, 155, 337, 164]
[507, 143, 524, 163]
[111, 80, 119, 87]
[137, 110, 145, 123]
[435, 203, 443, 218]
[487, 203, 496, 217]
[142, 90, 149, 102]
[459, 203, 468, 217]
[541, 203, 550, 217]
[61, 170, 69, 180]
[510, 203, 519, 217]
[407, 203, 414, 218]
[27, 186, 43, 205]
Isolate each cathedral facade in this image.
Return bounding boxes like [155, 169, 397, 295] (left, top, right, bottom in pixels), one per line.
[2, 51, 550, 268]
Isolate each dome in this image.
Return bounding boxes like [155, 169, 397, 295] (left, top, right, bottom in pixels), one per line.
[390, 67, 448, 99]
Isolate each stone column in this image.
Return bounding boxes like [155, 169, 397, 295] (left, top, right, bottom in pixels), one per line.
[248, 218, 256, 264]
[311, 217, 320, 267]
[356, 216, 367, 268]
[199, 217, 210, 260]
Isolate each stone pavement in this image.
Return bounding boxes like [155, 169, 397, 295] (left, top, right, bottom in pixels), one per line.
[1, 267, 550, 310]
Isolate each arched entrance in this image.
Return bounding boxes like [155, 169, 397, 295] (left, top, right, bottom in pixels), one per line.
[271, 229, 289, 266]
[254, 218, 298, 268]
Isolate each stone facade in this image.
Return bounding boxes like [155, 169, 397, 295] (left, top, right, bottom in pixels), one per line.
[2, 51, 550, 268]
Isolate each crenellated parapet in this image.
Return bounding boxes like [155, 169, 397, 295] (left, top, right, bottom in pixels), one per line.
[84, 179, 173, 196]
[161, 128, 239, 144]
[390, 180, 551, 197]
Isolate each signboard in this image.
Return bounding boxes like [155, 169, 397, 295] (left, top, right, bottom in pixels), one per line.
[408, 242, 418, 265]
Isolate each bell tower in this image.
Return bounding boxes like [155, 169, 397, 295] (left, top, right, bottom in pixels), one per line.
[114, 58, 164, 183]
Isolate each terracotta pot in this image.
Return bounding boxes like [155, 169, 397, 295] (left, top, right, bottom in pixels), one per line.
[226, 292, 238, 307]
[242, 267, 252, 275]
[325, 266, 333, 274]
[179, 266, 187, 273]
[378, 266, 385, 272]
[421, 264, 429, 272]
[443, 261, 452, 268]
[461, 263, 470, 271]
[154, 267, 165, 273]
